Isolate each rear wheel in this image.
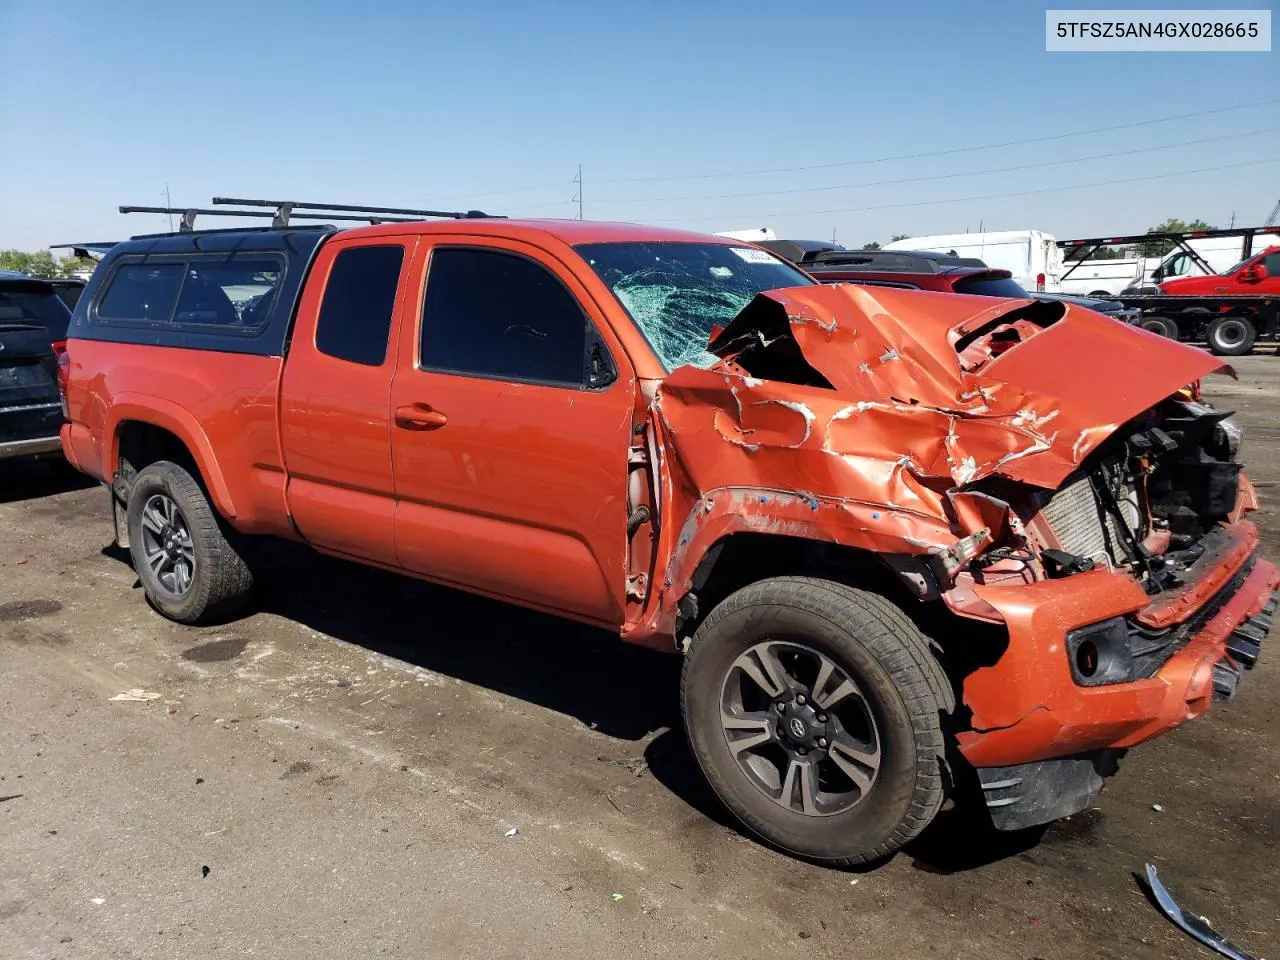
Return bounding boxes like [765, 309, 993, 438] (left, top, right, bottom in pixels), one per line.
[1206, 315, 1256, 356]
[125, 460, 253, 624]
[681, 576, 952, 866]
[1140, 315, 1179, 340]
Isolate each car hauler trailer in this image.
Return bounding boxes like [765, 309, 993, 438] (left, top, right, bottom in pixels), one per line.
[1057, 227, 1280, 355]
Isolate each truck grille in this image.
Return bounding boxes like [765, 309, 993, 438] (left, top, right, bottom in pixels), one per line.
[1040, 470, 1143, 568]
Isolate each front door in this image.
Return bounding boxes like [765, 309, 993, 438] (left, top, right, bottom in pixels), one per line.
[388, 239, 635, 627]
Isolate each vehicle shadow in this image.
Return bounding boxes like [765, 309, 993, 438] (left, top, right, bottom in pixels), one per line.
[251, 541, 683, 743]
[99, 536, 1062, 871]
[0, 458, 95, 505]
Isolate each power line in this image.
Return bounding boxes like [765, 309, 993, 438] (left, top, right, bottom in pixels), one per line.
[650, 157, 1280, 224]
[407, 98, 1279, 205]
[588, 128, 1279, 205]
[591, 98, 1280, 186]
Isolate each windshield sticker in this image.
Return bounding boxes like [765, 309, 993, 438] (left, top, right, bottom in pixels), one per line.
[730, 247, 779, 265]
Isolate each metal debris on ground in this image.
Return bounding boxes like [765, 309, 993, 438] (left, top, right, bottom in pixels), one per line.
[109, 689, 161, 702]
[1142, 863, 1259, 960]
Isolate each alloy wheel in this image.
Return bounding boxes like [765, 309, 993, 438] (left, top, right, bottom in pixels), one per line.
[138, 493, 196, 596]
[719, 639, 881, 817]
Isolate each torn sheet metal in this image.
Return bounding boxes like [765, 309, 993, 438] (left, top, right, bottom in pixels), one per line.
[700, 284, 1230, 490]
[627, 284, 1230, 648]
[1143, 863, 1259, 960]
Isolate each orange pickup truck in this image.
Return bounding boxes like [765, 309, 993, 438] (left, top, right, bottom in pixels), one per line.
[58, 201, 1274, 866]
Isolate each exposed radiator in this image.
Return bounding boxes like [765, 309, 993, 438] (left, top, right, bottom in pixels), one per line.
[1040, 470, 1143, 568]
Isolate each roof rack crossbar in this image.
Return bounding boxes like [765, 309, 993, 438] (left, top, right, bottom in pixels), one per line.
[211, 197, 490, 221]
[119, 203, 465, 233]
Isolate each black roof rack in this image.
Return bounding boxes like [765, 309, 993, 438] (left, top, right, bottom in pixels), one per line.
[118, 196, 500, 233]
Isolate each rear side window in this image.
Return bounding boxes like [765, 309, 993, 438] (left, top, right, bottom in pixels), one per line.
[421, 248, 589, 386]
[315, 245, 405, 366]
[97, 263, 184, 324]
[175, 259, 282, 327]
[0, 282, 73, 340]
[95, 256, 284, 331]
[1263, 251, 1280, 275]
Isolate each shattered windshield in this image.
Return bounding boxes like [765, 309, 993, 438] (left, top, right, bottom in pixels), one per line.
[576, 241, 813, 370]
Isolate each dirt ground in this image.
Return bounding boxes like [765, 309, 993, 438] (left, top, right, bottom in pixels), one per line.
[2, 355, 1278, 960]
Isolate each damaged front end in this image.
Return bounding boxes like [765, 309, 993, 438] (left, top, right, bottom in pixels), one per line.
[629, 283, 1275, 830]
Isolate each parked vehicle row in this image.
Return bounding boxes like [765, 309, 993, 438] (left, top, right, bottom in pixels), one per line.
[883, 230, 1063, 293]
[756, 243, 1141, 324]
[51, 198, 1274, 867]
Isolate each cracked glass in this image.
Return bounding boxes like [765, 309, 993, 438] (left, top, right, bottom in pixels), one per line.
[576, 242, 812, 371]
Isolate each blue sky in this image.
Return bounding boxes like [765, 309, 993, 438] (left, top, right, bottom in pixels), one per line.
[1, 0, 1276, 250]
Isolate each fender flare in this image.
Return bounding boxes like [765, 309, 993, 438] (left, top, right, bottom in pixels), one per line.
[624, 485, 954, 648]
[105, 394, 237, 519]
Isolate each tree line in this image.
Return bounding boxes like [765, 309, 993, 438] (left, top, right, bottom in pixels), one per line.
[1, 249, 97, 278]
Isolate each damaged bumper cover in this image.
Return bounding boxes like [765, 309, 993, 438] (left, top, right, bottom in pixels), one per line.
[958, 522, 1273, 830]
[960, 521, 1274, 772]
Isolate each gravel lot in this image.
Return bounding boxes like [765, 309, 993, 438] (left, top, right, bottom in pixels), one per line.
[2, 354, 1278, 960]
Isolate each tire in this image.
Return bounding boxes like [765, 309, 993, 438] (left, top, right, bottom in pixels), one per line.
[125, 460, 253, 624]
[1206, 315, 1256, 356]
[681, 576, 952, 867]
[1140, 315, 1179, 340]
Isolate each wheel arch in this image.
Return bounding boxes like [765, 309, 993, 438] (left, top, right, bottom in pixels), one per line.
[107, 398, 236, 520]
[624, 486, 951, 649]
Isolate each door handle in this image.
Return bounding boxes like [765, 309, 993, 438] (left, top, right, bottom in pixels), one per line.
[395, 404, 448, 430]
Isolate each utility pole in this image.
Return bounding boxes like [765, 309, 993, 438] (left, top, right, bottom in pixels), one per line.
[1229, 210, 1236, 228]
[165, 183, 174, 232]
[572, 164, 583, 220]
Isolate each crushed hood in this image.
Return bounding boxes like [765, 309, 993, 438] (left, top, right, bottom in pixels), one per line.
[675, 283, 1230, 490]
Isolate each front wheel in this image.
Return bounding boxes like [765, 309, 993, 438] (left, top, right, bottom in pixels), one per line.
[681, 577, 952, 866]
[125, 460, 254, 624]
[1206, 315, 1256, 356]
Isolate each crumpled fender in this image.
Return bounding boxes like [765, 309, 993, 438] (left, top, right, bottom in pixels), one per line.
[626, 284, 1233, 648]
[706, 284, 1231, 489]
[620, 482, 958, 647]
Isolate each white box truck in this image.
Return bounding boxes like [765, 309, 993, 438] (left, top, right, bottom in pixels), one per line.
[883, 230, 1062, 292]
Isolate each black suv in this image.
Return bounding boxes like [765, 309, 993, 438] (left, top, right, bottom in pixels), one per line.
[0, 272, 71, 461]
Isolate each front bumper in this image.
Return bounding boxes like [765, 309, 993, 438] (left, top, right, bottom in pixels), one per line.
[957, 520, 1275, 771]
